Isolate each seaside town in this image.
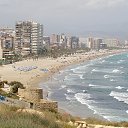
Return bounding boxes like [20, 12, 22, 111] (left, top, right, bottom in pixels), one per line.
[0, 21, 128, 61]
[0, 21, 128, 128]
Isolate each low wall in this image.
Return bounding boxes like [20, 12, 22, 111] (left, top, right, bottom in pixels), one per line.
[18, 88, 58, 112]
[34, 99, 58, 112]
[18, 88, 43, 102]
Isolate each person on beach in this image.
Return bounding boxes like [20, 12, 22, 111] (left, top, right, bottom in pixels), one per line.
[46, 92, 49, 99]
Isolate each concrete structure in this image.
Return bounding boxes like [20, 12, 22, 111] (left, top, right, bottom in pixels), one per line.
[93, 38, 103, 50]
[0, 40, 2, 59]
[0, 34, 15, 59]
[50, 34, 60, 44]
[18, 88, 58, 112]
[50, 33, 67, 49]
[43, 36, 50, 49]
[0, 28, 15, 59]
[79, 37, 87, 48]
[60, 33, 67, 48]
[70, 36, 79, 49]
[0, 28, 15, 37]
[86, 37, 94, 49]
[86, 37, 106, 50]
[15, 21, 43, 55]
[18, 88, 43, 102]
[104, 38, 119, 48]
[34, 99, 58, 112]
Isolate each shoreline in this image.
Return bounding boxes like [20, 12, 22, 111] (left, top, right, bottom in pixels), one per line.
[0, 49, 127, 121]
[0, 49, 126, 88]
[37, 49, 127, 121]
[29, 49, 127, 88]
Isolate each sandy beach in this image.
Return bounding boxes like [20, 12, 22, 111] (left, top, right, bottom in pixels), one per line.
[0, 49, 126, 88]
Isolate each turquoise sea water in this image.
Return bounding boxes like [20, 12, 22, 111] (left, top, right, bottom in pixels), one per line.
[40, 52, 128, 122]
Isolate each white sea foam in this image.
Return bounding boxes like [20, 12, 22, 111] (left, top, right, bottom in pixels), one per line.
[110, 79, 116, 82]
[89, 84, 112, 89]
[103, 116, 119, 122]
[109, 55, 114, 57]
[92, 69, 117, 74]
[118, 60, 125, 64]
[109, 91, 128, 104]
[99, 60, 106, 64]
[120, 59, 125, 62]
[79, 74, 84, 79]
[115, 86, 124, 90]
[112, 69, 120, 73]
[120, 72, 124, 74]
[67, 89, 75, 93]
[83, 90, 88, 93]
[71, 65, 90, 74]
[69, 73, 84, 79]
[92, 69, 99, 72]
[104, 75, 110, 79]
[126, 110, 128, 114]
[65, 94, 75, 101]
[89, 84, 98, 87]
[74, 93, 91, 105]
[72, 70, 85, 74]
[61, 85, 67, 88]
[64, 76, 70, 81]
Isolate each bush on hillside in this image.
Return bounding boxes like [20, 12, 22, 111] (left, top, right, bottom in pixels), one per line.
[9, 81, 25, 93]
[0, 80, 8, 88]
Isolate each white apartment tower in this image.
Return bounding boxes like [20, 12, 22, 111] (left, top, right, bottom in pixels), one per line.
[15, 21, 43, 55]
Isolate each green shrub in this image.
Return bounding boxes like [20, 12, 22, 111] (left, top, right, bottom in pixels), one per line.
[9, 81, 24, 88]
[9, 81, 25, 93]
[0, 80, 8, 88]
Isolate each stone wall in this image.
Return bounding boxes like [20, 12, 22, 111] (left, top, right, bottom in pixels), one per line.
[5, 97, 30, 108]
[18, 88, 58, 112]
[18, 88, 43, 102]
[34, 99, 58, 112]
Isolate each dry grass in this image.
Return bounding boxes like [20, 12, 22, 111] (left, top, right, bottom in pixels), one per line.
[85, 117, 128, 127]
[0, 104, 75, 128]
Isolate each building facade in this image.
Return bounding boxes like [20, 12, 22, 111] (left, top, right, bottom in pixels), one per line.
[104, 39, 119, 48]
[0, 34, 15, 58]
[70, 36, 79, 49]
[15, 21, 43, 55]
[0, 28, 15, 59]
[43, 36, 50, 49]
[18, 88, 58, 112]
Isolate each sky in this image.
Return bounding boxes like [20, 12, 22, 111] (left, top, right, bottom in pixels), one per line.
[0, 0, 128, 39]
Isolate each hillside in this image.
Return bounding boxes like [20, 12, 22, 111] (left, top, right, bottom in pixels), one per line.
[0, 104, 128, 128]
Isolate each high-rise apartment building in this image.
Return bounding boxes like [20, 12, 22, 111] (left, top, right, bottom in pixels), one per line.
[93, 38, 103, 50]
[0, 28, 15, 59]
[43, 36, 50, 49]
[70, 36, 79, 49]
[104, 39, 119, 48]
[15, 21, 43, 55]
[86, 37, 94, 49]
[79, 37, 87, 48]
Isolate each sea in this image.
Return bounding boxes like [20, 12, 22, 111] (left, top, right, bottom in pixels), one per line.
[40, 52, 128, 122]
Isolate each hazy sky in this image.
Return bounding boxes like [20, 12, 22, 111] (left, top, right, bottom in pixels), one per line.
[0, 0, 128, 38]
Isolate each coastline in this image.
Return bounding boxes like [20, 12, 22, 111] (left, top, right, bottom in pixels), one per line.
[0, 49, 126, 88]
[0, 49, 127, 121]
[38, 49, 126, 121]
[30, 49, 126, 87]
